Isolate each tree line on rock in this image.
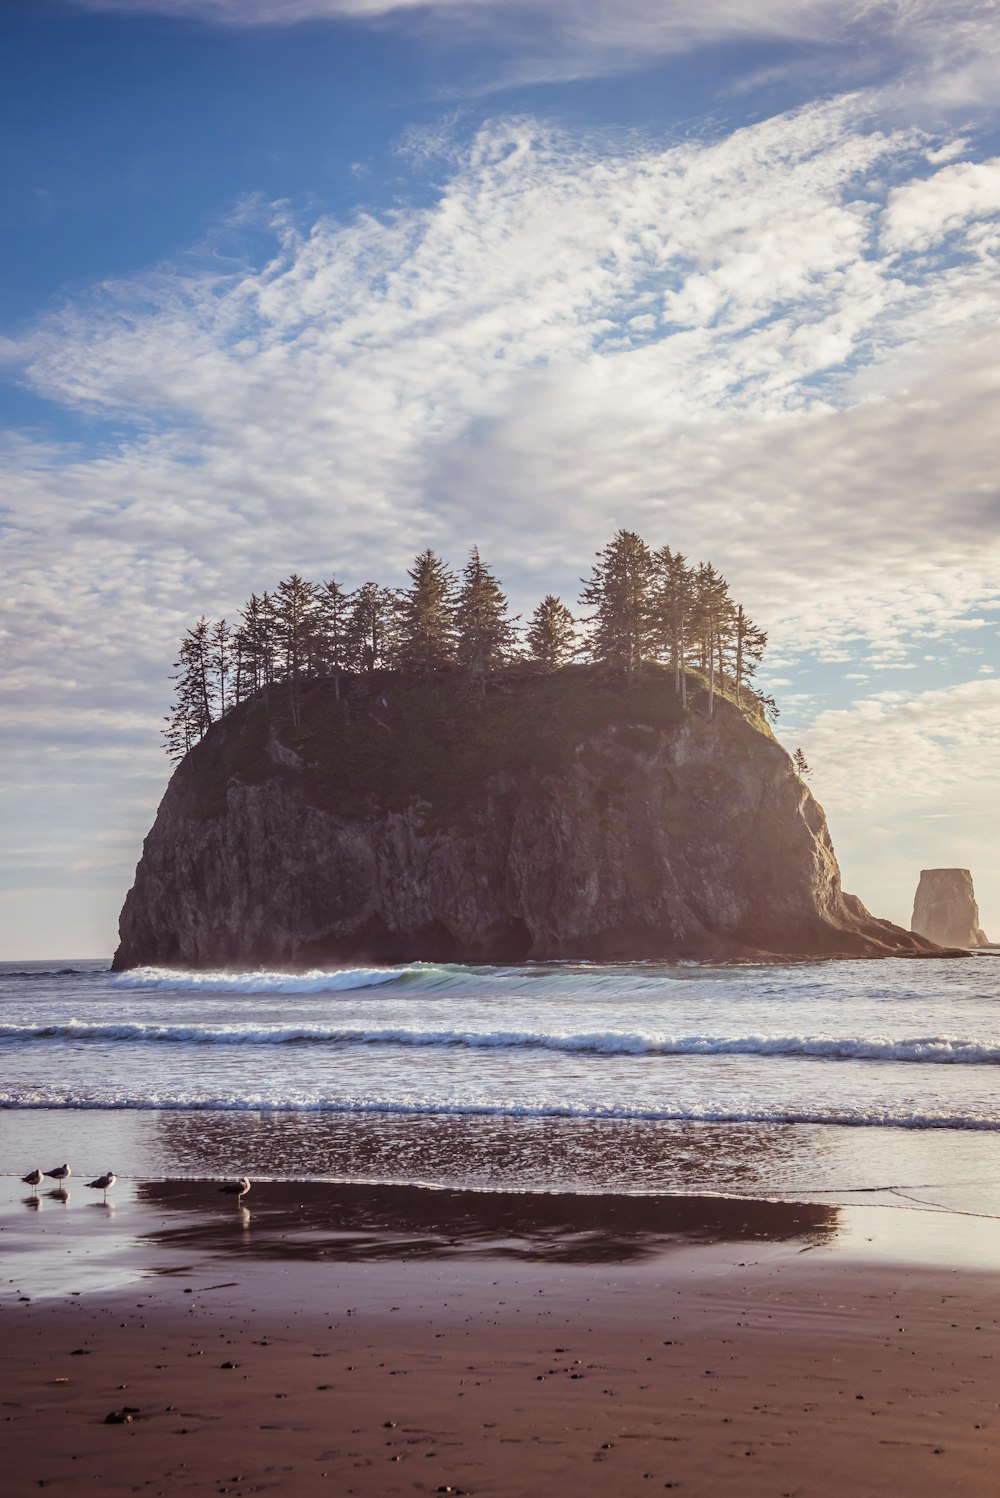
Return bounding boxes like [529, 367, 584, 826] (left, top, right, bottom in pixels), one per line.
[163, 530, 774, 760]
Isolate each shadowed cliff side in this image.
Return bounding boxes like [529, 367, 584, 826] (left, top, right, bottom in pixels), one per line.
[114, 667, 940, 968]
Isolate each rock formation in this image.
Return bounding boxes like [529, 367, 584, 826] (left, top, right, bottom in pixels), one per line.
[911, 868, 989, 949]
[114, 670, 943, 968]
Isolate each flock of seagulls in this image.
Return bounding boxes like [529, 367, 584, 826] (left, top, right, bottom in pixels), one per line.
[20, 1166, 252, 1207]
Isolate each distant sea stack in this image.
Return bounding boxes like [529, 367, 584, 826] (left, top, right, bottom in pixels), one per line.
[114, 669, 942, 969]
[911, 868, 989, 949]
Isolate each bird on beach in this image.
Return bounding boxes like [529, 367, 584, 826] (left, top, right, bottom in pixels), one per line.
[43, 1163, 71, 1188]
[21, 1168, 42, 1194]
[86, 1171, 117, 1203]
[220, 1177, 251, 1204]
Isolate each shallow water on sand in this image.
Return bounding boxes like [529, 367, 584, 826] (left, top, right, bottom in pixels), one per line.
[4, 956, 1000, 1216]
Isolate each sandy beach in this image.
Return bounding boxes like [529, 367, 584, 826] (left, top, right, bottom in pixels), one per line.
[4, 1177, 1000, 1496]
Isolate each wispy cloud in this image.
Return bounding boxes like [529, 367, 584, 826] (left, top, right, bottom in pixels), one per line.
[70, 1, 1000, 103]
[4, 100, 1000, 664]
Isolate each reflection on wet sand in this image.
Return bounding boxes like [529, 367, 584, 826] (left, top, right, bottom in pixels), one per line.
[136, 1179, 838, 1265]
[153, 1109, 826, 1197]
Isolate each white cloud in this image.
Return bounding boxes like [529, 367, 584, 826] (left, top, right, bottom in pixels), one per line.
[3, 98, 1000, 951]
[882, 157, 1000, 252]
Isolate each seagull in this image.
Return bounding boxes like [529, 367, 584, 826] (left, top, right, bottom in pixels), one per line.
[44, 1163, 71, 1188]
[86, 1171, 117, 1203]
[220, 1177, 251, 1204]
[21, 1168, 43, 1194]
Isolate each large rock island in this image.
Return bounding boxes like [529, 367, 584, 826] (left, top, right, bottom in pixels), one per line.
[114, 669, 940, 968]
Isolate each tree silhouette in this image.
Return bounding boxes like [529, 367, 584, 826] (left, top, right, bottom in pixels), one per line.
[396, 550, 457, 677]
[162, 529, 776, 757]
[454, 547, 517, 684]
[526, 595, 577, 672]
[580, 529, 656, 682]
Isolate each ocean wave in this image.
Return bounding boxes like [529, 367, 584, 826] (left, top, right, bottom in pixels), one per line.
[5, 1021, 1000, 1064]
[109, 965, 404, 994]
[2, 1092, 999, 1130]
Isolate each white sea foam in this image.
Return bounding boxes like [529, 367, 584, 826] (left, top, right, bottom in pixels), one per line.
[4, 1021, 1000, 1064]
[2, 1091, 999, 1130]
[109, 965, 404, 994]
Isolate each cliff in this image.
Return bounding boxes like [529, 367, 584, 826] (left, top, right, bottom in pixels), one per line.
[114, 668, 941, 968]
[911, 868, 990, 949]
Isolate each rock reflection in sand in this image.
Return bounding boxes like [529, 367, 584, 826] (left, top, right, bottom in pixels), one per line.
[136, 1179, 838, 1265]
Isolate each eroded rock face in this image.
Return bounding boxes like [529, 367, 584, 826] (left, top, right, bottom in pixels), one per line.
[911, 868, 989, 949]
[114, 679, 940, 968]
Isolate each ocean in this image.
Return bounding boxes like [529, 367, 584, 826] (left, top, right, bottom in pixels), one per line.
[4, 955, 1000, 1218]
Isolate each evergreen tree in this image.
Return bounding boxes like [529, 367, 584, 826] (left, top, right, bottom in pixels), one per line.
[210, 618, 231, 718]
[454, 547, 517, 682]
[318, 577, 354, 699]
[732, 604, 767, 707]
[396, 550, 457, 677]
[346, 581, 396, 671]
[793, 746, 811, 778]
[233, 593, 269, 702]
[651, 546, 694, 707]
[273, 574, 320, 727]
[690, 562, 731, 717]
[162, 617, 215, 761]
[579, 529, 655, 681]
[526, 595, 577, 672]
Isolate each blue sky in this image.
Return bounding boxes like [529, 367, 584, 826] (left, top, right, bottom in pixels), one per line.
[2, 0, 1000, 957]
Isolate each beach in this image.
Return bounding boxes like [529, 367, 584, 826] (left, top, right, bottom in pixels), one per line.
[4, 1176, 1000, 1495]
[6, 955, 1000, 1491]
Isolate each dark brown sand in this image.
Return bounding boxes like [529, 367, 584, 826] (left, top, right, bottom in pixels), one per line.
[6, 1228, 1000, 1494]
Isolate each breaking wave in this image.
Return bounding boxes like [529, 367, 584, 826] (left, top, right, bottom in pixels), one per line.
[109, 965, 404, 994]
[4, 1021, 1000, 1064]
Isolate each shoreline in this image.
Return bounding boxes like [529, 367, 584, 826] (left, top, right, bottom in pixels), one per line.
[4, 1181, 1000, 1495]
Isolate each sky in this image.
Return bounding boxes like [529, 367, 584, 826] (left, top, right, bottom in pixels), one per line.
[2, 0, 999, 960]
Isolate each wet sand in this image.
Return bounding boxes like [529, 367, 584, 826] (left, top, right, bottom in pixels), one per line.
[3, 1179, 1000, 1495]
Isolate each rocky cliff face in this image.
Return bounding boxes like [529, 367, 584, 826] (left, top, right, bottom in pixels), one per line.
[911, 868, 989, 948]
[114, 671, 940, 968]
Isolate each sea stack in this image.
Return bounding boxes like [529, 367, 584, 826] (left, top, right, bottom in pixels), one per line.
[911, 868, 989, 949]
[114, 669, 942, 968]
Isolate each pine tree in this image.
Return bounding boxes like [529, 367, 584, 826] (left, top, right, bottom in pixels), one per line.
[733, 604, 767, 707]
[526, 595, 577, 672]
[162, 617, 215, 760]
[234, 593, 267, 702]
[651, 546, 694, 707]
[793, 746, 811, 778]
[273, 574, 320, 727]
[346, 581, 396, 671]
[690, 562, 731, 717]
[454, 547, 517, 683]
[580, 529, 655, 681]
[318, 577, 354, 699]
[396, 550, 457, 677]
[210, 618, 231, 718]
